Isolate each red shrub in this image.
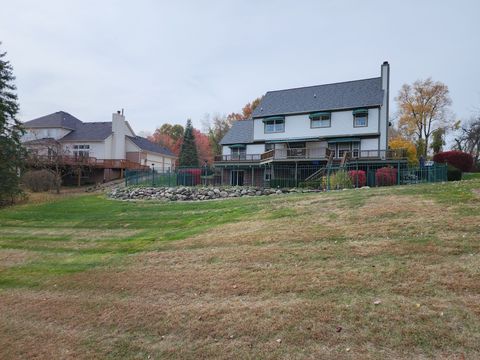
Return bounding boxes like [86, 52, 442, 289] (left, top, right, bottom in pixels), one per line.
[375, 167, 397, 186]
[177, 168, 201, 186]
[432, 151, 474, 172]
[348, 170, 366, 187]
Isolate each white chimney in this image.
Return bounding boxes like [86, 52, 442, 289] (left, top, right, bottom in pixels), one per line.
[111, 111, 127, 160]
[380, 61, 390, 151]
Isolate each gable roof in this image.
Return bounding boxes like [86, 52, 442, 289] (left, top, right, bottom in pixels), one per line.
[252, 77, 384, 118]
[61, 122, 113, 141]
[23, 111, 83, 129]
[127, 136, 176, 157]
[220, 120, 254, 145]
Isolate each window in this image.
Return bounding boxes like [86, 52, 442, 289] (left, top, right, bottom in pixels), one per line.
[338, 143, 351, 158]
[73, 144, 90, 159]
[265, 143, 275, 151]
[353, 110, 368, 127]
[264, 118, 284, 133]
[310, 114, 331, 128]
[327, 143, 336, 157]
[231, 147, 246, 160]
[352, 142, 360, 158]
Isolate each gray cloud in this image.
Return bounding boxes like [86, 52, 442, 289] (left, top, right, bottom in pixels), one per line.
[1, 0, 479, 134]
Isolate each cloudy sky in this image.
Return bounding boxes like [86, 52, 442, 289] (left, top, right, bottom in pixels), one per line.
[1, 0, 479, 134]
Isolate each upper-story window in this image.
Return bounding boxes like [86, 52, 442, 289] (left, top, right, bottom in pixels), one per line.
[73, 144, 90, 159]
[353, 109, 368, 127]
[309, 112, 331, 128]
[263, 117, 285, 133]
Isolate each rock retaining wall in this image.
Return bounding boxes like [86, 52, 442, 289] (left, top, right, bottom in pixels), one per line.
[108, 186, 314, 202]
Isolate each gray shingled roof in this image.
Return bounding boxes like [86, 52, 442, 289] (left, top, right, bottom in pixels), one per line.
[61, 122, 113, 141]
[220, 120, 254, 145]
[23, 111, 83, 129]
[252, 77, 384, 118]
[127, 136, 176, 157]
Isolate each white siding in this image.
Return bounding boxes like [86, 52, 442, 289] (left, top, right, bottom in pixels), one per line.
[361, 138, 379, 151]
[22, 128, 71, 142]
[246, 144, 264, 154]
[62, 142, 106, 159]
[253, 108, 380, 142]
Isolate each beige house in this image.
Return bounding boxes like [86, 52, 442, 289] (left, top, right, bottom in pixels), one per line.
[22, 111, 176, 182]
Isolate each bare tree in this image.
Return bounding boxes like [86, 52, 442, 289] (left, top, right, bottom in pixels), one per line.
[454, 114, 480, 163]
[396, 78, 452, 157]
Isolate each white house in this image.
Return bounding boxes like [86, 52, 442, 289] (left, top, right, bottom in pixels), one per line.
[215, 62, 405, 186]
[22, 111, 176, 182]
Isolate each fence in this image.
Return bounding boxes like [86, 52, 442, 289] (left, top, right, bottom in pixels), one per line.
[268, 163, 448, 189]
[125, 163, 448, 190]
[125, 167, 220, 187]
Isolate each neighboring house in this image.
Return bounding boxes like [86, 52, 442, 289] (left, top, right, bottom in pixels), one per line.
[215, 61, 406, 186]
[22, 111, 176, 183]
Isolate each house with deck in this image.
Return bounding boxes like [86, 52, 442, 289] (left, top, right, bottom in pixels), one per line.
[215, 61, 407, 186]
[22, 111, 176, 184]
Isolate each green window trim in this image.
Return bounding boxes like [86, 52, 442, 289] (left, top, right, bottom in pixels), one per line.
[327, 137, 361, 143]
[352, 108, 369, 115]
[229, 144, 246, 148]
[309, 112, 331, 119]
[262, 116, 285, 123]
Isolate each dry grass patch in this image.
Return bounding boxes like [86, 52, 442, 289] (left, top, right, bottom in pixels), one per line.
[1, 181, 479, 359]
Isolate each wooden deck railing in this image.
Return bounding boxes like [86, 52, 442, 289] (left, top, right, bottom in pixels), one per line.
[214, 148, 408, 163]
[26, 155, 149, 170]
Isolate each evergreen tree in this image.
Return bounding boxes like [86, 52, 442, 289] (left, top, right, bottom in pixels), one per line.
[178, 119, 199, 167]
[0, 43, 25, 205]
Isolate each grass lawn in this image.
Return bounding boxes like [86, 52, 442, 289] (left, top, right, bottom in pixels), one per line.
[0, 180, 479, 359]
[463, 172, 480, 180]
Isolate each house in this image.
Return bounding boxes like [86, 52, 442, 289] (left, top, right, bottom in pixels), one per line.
[215, 61, 406, 186]
[22, 111, 176, 183]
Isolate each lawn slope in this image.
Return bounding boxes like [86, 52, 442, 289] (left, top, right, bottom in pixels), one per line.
[0, 180, 479, 359]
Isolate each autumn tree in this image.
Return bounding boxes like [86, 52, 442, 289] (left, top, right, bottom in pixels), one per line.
[430, 127, 445, 154]
[193, 129, 214, 164]
[203, 114, 234, 156]
[0, 44, 26, 205]
[178, 119, 199, 167]
[389, 137, 418, 165]
[396, 78, 452, 157]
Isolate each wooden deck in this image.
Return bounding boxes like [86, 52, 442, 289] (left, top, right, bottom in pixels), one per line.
[27, 155, 149, 170]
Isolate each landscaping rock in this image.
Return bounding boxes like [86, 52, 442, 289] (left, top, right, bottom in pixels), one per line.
[108, 186, 297, 202]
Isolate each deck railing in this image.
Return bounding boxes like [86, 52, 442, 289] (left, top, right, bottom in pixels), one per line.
[215, 147, 407, 163]
[26, 155, 148, 169]
[214, 154, 262, 162]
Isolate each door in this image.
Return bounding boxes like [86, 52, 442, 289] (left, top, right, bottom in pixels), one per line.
[231, 170, 244, 186]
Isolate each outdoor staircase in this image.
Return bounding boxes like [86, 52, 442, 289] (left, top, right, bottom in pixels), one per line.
[304, 151, 334, 182]
[304, 151, 350, 182]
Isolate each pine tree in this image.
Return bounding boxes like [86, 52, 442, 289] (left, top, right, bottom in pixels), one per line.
[178, 119, 199, 167]
[0, 43, 25, 205]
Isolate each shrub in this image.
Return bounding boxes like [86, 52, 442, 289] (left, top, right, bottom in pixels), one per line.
[330, 170, 352, 189]
[177, 168, 201, 186]
[375, 167, 397, 186]
[446, 164, 462, 181]
[433, 151, 474, 172]
[348, 170, 366, 188]
[22, 170, 57, 192]
[299, 176, 327, 190]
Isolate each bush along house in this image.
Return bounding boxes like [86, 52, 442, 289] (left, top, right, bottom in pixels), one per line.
[215, 62, 411, 188]
[22, 111, 176, 185]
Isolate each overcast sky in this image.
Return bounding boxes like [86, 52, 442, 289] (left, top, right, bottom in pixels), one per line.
[1, 0, 479, 134]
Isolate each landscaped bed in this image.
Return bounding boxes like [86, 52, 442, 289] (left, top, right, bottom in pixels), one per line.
[0, 179, 479, 359]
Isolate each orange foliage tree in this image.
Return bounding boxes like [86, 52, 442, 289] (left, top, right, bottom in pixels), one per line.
[389, 137, 418, 165]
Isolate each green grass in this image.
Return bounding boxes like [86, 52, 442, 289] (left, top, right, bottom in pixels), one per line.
[0, 180, 479, 359]
[463, 172, 480, 180]
[0, 194, 265, 288]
